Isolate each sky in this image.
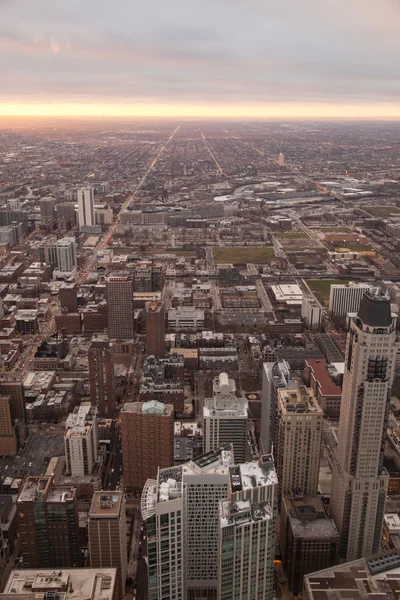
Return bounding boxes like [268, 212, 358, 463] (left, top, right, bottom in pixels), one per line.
[0, 0, 400, 117]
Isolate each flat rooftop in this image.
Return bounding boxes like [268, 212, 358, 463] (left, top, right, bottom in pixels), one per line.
[89, 491, 123, 518]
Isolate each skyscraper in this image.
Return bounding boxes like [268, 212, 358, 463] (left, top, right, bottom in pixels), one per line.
[146, 300, 165, 357]
[65, 403, 98, 476]
[260, 361, 293, 455]
[276, 384, 323, 498]
[88, 334, 115, 417]
[39, 196, 56, 223]
[203, 373, 248, 463]
[121, 400, 174, 491]
[328, 282, 375, 317]
[330, 291, 398, 561]
[77, 186, 95, 229]
[0, 396, 17, 455]
[0, 380, 25, 424]
[88, 492, 127, 599]
[17, 476, 80, 569]
[56, 237, 77, 272]
[218, 455, 278, 600]
[106, 273, 134, 339]
[278, 152, 285, 166]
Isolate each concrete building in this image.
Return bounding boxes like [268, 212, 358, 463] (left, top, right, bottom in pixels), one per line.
[40, 196, 56, 222]
[0, 380, 25, 424]
[304, 358, 342, 418]
[57, 201, 77, 223]
[77, 186, 95, 229]
[278, 152, 285, 166]
[2, 568, 118, 600]
[88, 492, 127, 599]
[328, 282, 375, 317]
[65, 403, 98, 476]
[121, 400, 174, 491]
[88, 334, 115, 417]
[302, 294, 323, 331]
[203, 373, 248, 464]
[168, 306, 205, 331]
[56, 237, 77, 273]
[276, 384, 323, 498]
[106, 274, 134, 339]
[218, 454, 278, 600]
[141, 446, 234, 600]
[260, 360, 293, 455]
[0, 396, 17, 455]
[59, 282, 78, 313]
[303, 550, 400, 600]
[330, 291, 398, 561]
[280, 494, 339, 596]
[17, 476, 80, 569]
[146, 300, 165, 357]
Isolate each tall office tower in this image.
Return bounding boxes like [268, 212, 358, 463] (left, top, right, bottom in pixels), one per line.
[122, 401, 173, 491]
[57, 201, 77, 223]
[56, 237, 77, 272]
[106, 274, 134, 339]
[39, 241, 58, 268]
[276, 384, 323, 498]
[146, 300, 165, 357]
[88, 492, 127, 599]
[88, 334, 115, 417]
[141, 446, 234, 600]
[59, 282, 78, 313]
[260, 360, 293, 454]
[77, 186, 95, 229]
[203, 373, 248, 464]
[330, 291, 398, 561]
[40, 196, 56, 223]
[17, 476, 80, 569]
[328, 282, 376, 317]
[302, 294, 323, 331]
[65, 403, 98, 476]
[278, 152, 285, 166]
[0, 396, 17, 455]
[218, 454, 278, 600]
[0, 380, 25, 424]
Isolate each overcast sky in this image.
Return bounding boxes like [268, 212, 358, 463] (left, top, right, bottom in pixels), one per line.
[1, 0, 400, 115]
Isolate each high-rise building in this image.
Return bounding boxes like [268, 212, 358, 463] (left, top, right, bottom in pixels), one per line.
[57, 201, 77, 223]
[302, 294, 323, 331]
[0, 396, 17, 455]
[88, 334, 115, 417]
[203, 373, 248, 463]
[121, 400, 174, 491]
[328, 282, 375, 317]
[141, 446, 234, 600]
[218, 454, 278, 600]
[56, 237, 77, 272]
[77, 186, 95, 229]
[88, 492, 127, 599]
[276, 384, 323, 498]
[260, 360, 293, 454]
[146, 300, 165, 357]
[59, 282, 78, 313]
[0, 380, 25, 424]
[17, 476, 80, 569]
[278, 152, 285, 166]
[330, 291, 398, 561]
[106, 274, 134, 339]
[280, 494, 339, 596]
[65, 403, 98, 476]
[40, 196, 56, 223]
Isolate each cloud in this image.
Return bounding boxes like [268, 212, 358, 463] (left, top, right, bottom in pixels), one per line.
[0, 0, 399, 112]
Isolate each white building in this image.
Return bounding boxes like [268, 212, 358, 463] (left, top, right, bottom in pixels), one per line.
[260, 361, 294, 455]
[65, 403, 98, 476]
[330, 290, 398, 561]
[302, 294, 323, 330]
[77, 186, 95, 229]
[278, 152, 285, 166]
[141, 446, 234, 600]
[56, 236, 77, 272]
[203, 373, 248, 464]
[328, 282, 375, 317]
[168, 306, 205, 330]
[271, 283, 303, 306]
[218, 454, 278, 600]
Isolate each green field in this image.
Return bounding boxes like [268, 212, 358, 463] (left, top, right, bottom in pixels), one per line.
[275, 232, 309, 240]
[306, 278, 349, 305]
[319, 226, 352, 233]
[213, 246, 275, 264]
[366, 205, 400, 218]
[165, 248, 196, 256]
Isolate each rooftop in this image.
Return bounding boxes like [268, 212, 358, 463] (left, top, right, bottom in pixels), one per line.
[278, 384, 323, 414]
[89, 492, 123, 518]
[229, 455, 278, 494]
[306, 359, 342, 397]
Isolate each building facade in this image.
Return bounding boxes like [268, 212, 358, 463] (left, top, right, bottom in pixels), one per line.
[77, 186, 95, 229]
[260, 361, 293, 455]
[65, 403, 98, 476]
[301, 294, 322, 331]
[328, 282, 375, 317]
[88, 334, 115, 417]
[146, 300, 165, 357]
[106, 274, 134, 339]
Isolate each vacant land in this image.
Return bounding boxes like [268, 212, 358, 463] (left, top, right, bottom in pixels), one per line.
[365, 206, 400, 218]
[213, 247, 275, 264]
[306, 278, 349, 305]
[165, 248, 197, 256]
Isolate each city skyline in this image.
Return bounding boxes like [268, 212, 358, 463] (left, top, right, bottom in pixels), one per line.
[1, 0, 400, 117]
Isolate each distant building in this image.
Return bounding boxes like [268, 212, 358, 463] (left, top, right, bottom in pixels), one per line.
[304, 359, 342, 417]
[203, 373, 248, 464]
[56, 237, 77, 273]
[278, 152, 285, 166]
[121, 401, 174, 491]
[106, 274, 134, 339]
[146, 300, 165, 357]
[302, 294, 323, 330]
[57, 201, 76, 223]
[88, 492, 127, 599]
[260, 360, 293, 454]
[168, 306, 205, 331]
[59, 282, 78, 313]
[0, 396, 17, 456]
[328, 282, 375, 317]
[88, 334, 115, 417]
[77, 186, 95, 229]
[40, 196, 56, 223]
[65, 404, 98, 476]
